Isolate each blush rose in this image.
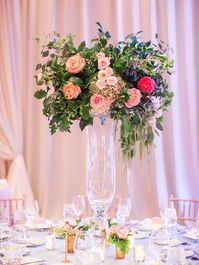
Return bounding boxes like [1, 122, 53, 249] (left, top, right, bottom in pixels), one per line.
[125, 88, 142, 108]
[63, 82, 81, 99]
[137, 76, 155, 93]
[98, 57, 110, 70]
[66, 53, 85, 74]
[113, 225, 129, 239]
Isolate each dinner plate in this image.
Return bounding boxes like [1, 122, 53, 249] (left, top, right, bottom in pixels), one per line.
[154, 238, 182, 246]
[25, 219, 53, 230]
[134, 231, 151, 240]
[182, 230, 199, 243]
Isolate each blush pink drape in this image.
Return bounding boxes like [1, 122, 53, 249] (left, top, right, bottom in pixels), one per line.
[0, 0, 198, 219]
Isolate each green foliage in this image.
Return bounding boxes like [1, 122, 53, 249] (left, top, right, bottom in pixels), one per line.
[109, 235, 131, 254]
[34, 23, 174, 159]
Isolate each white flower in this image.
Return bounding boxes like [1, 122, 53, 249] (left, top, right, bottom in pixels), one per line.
[148, 96, 161, 110]
[96, 79, 106, 89]
[106, 76, 117, 86]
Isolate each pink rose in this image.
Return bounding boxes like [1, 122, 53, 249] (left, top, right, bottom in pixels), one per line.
[63, 82, 81, 99]
[137, 76, 155, 94]
[106, 76, 117, 86]
[98, 57, 110, 70]
[125, 88, 142, 108]
[98, 70, 109, 80]
[96, 79, 106, 89]
[97, 52, 105, 59]
[109, 225, 117, 235]
[90, 94, 106, 110]
[115, 225, 129, 239]
[105, 67, 113, 76]
[66, 53, 85, 74]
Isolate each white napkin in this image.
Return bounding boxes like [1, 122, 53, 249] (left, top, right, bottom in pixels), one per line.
[21, 256, 46, 264]
[15, 237, 45, 247]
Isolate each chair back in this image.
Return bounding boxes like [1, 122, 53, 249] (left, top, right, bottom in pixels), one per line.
[0, 195, 26, 224]
[169, 194, 199, 222]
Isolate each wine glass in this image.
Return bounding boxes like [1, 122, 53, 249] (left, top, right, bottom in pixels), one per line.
[160, 206, 177, 240]
[26, 200, 40, 220]
[74, 232, 104, 265]
[0, 208, 9, 244]
[63, 204, 77, 220]
[73, 195, 86, 218]
[117, 196, 132, 224]
[196, 209, 199, 237]
[13, 209, 27, 239]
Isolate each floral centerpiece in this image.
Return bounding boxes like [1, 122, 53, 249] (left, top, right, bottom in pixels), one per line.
[108, 225, 132, 259]
[52, 218, 91, 253]
[34, 23, 173, 158]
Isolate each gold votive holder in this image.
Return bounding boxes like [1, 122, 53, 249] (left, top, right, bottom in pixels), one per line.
[116, 247, 125, 259]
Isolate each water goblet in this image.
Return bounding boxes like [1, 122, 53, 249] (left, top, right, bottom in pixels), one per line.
[160, 206, 177, 241]
[13, 209, 27, 239]
[26, 200, 40, 220]
[116, 196, 132, 224]
[63, 204, 77, 220]
[74, 231, 104, 265]
[73, 195, 86, 218]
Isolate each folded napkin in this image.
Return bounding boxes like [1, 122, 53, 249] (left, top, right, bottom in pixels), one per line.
[183, 229, 198, 240]
[15, 237, 45, 247]
[21, 256, 46, 264]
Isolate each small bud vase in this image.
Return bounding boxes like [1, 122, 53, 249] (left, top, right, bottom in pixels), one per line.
[67, 235, 75, 253]
[116, 247, 125, 259]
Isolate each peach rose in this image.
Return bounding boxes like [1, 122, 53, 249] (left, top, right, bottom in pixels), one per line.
[115, 225, 129, 239]
[63, 82, 81, 99]
[137, 76, 155, 94]
[125, 88, 142, 108]
[106, 76, 117, 86]
[90, 94, 106, 110]
[98, 57, 110, 70]
[105, 67, 113, 76]
[98, 70, 109, 80]
[97, 52, 105, 59]
[66, 53, 85, 74]
[96, 79, 106, 89]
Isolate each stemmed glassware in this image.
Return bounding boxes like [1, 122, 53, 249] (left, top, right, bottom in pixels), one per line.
[74, 231, 104, 265]
[26, 200, 40, 221]
[63, 204, 77, 220]
[116, 196, 132, 224]
[73, 195, 86, 219]
[160, 206, 177, 241]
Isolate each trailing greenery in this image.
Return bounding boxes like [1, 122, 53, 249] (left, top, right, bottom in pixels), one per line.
[108, 234, 131, 254]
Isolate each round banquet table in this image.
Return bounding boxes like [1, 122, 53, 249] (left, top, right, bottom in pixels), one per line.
[25, 229, 199, 265]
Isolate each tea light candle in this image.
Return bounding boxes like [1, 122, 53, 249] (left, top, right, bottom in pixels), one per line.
[45, 234, 54, 250]
[134, 245, 145, 262]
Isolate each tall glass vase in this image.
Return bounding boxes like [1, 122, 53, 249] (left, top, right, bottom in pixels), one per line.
[86, 112, 116, 229]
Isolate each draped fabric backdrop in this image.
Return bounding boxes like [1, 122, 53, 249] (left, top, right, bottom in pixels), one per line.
[0, 0, 198, 219]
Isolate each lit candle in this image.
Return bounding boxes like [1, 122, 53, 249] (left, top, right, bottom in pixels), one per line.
[134, 245, 145, 262]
